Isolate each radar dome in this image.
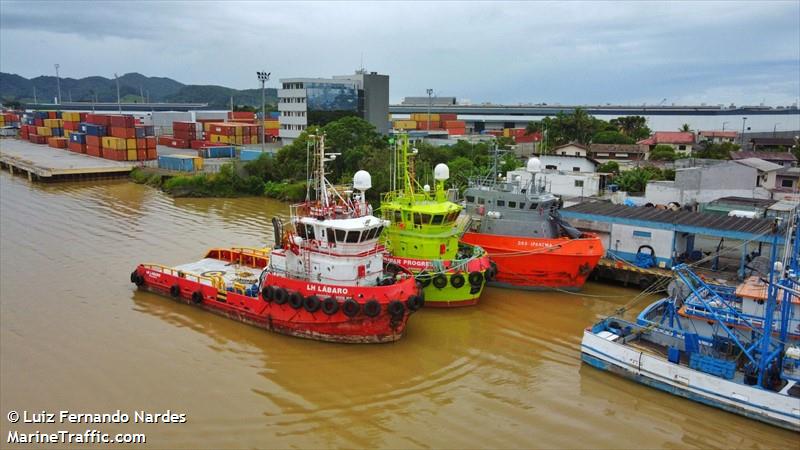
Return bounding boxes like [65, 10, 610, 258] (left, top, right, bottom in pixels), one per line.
[423, 184, 431, 192]
[353, 170, 372, 191]
[434, 163, 450, 181]
[526, 157, 542, 173]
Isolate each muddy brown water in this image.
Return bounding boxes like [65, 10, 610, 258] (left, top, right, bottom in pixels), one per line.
[0, 172, 796, 449]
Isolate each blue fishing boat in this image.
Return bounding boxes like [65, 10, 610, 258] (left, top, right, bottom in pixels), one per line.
[581, 214, 800, 432]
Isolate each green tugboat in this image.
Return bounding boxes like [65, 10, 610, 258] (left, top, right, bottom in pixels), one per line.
[380, 133, 494, 307]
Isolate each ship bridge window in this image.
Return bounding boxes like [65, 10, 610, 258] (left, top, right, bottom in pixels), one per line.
[394, 210, 402, 223]
[327, 228, 336, 244]
[477, 197, 485, 205]
[466, 195, 475, 203]
[519, 202, 526, 209]
[346, 230, 361, 243]
[305, 224, 316, 240]
[365, 227, 379, 240]
[413, 213, 422, 226]
[432, 214, 444, 225]
[447, 211, 459, 222]
[421, 214, 432, 224]
[496, 200, 505, 207]
[508, 201, 517, 208]
[296, 224, 307, 239]
[335, 229, 346, 242]
[529, 203, 538, 210]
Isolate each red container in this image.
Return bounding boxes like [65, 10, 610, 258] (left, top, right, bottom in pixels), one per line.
[444, 120, 465, 128]
[439, 114, 457, 121]
[136, 139, 146, 150]
[68, 142, 86, 153]
[146, 148, 157, 160]
[136, 149, 147, 161]
[242, 135, 251, 145]
[174, 130, 197, 141]
[86, 135, 101, 147]
[86, 145, 102, 157]
[173, 121, 197, 132]
[158, 135, 173, 146]
[416, 121, 442, 130]
[145, 136, 156, 149]
[228, 111, 254, 120]
[86, 114, 111, 126]
[109, 127, 135, 139]
[446, 128, 466, 135]
[167, 138, 189, 148]
[109, 115, 135, 128]
[48, 137, 68, 148]
[34, 118, 44, 127]
[30, 134, 47, 144]
[48, 111, 56, 119]
[79, 113, 88, 122]
[63, 121, 78, 131]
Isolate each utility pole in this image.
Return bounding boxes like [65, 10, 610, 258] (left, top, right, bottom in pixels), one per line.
[773, 123, 781, 137]
[33, 86, 37, 105]
[426, 88, 433, 132]
[741, 117, 747, 147]
[257, 71, 270, 152]
[140, 85, 145, 104]
[722, 121, 729, 131]
[54, 63, 61, 106]
[114, 73, 121, 113]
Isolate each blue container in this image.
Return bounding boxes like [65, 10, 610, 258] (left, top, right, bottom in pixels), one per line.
[240, 149, 269, 161]
[201, 146, 235, 158]
[689, 353, 735, 379]
[143, 125, 155, 136]
[69, 132, 86, 144]
[158, 155, 196, 172]
[35, 111, 49, 119]
[51, 127, 63, 137]
[134, 127, 146, 138]
[269, 111, 279, 119]
[81, 123, 106, 136]
[667, 347, 681, 364]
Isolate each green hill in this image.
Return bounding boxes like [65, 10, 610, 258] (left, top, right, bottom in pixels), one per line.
[0, 72, 276, 108]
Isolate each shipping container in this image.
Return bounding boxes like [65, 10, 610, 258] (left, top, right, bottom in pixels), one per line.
[199, 146, 236, 158]
[158, 155, 203, 172]
[47, 137, 67, 148]
[240, 149, 271, 161]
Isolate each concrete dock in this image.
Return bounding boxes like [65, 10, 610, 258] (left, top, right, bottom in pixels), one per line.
[0, 138, 135, 181]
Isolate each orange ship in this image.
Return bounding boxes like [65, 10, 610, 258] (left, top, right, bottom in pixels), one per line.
[460, 156, 604, 290]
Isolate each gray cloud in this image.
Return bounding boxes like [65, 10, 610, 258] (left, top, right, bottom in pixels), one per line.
[1, 0, 798, 105]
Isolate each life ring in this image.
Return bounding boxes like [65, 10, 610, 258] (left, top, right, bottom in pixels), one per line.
[322, 297, 339, 315]
[261, 285, 274, 302]
[289, 292, 304, 309]
[433, 274, 448, 289]
[191, 291, 203, 304]
[388, 300, 405, 317]
[364, 300, 381, 317]
[417, 271, 432, 287]
[468, 271, 484, 286]
[450, 273, 465, 288]
[170, 284, 180, 298]
[342, 299, 360, 317]
[304, 295, 321, 313]
[273, 287, 288, 305]
[406, 295, 424, 311]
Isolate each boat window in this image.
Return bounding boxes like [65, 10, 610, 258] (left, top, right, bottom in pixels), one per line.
[376, 226, 384, 237]
[508, 201, 516, 208]
[529, 203, 538, 210]
[421, 214, 432, 224]
[296, 224, 307, 238]
[346, 230, 361, 243]
[382, 209, 391, 220]
[305, 224, 316, 240]
[466, 195, 475, 203]
[327, 228, 336, 244]
[394, 210, 402, 223]
[496, 200, 505, 207]
[519, 202, 526, 209]
[477, 197, 485, 205]
[366, 227, 378, 240]
[335, 229, 346, 242]
[413, 213, 423, 225]
[432, 214, 444, 225]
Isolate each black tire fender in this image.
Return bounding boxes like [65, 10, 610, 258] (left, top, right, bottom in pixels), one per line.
[304, 295, 321, 313]
[364, 300, 381, 317]
[289, 292, 304, 309]
[273, 288, 288, 305]
[432, 274, 448, 289]
[170, 284, 180, 298]
[450, 273, 465, 288]
[406, 295, 424, 311]
[322, 297, 339, 315]
[468, 271, 484, 286]
[342, 299, 360, 317]
[417, 271, 432, 287]
[388, 300, 405, 317]
[191, 291, 203, 304]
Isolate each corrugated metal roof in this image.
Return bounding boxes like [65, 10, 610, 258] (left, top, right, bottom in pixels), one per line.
[562, 201, 778, 236]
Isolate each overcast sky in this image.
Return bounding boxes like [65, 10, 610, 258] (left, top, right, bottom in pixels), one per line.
[2, 1, 798, 106]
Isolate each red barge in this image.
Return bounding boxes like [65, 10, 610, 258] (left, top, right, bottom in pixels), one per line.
[131, 134, 422, 343]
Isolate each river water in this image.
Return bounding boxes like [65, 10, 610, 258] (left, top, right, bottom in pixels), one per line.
[0, 172, 796, 449]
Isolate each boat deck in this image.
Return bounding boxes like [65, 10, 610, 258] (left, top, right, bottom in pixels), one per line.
[174, 258, 266, 290]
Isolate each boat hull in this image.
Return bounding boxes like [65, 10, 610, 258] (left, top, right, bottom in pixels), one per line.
[132, 256, 420, 344]
[581, 329, 800, 432]
[461, 232, 604, 290]
[385, 251, 493, 308]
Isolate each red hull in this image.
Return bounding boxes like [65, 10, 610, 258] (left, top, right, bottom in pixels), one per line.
[131, 251, 422, 344]
[461, 232, 604, 290]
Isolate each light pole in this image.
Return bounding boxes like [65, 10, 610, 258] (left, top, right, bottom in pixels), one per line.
[257, 71, 270, 152]
[773, 123, 781, 137]
[426, 88, 433, 131]
[114, 73, 121, 113]
[54, 63, 61, 107]
[740, 117, 747, 147]
[722, 121, 729, 131]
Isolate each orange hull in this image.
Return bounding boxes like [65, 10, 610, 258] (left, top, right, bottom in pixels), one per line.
[461, 232, 604, 290]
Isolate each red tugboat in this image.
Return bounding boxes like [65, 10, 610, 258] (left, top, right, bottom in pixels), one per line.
[130, 134, 423, 343]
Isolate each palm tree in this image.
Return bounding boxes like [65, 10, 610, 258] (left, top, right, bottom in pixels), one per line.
[679, 123, 692, 132]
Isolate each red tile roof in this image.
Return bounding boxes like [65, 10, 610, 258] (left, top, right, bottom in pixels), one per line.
[699, 130, 737, 138]
[637, 131, 695, 145]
